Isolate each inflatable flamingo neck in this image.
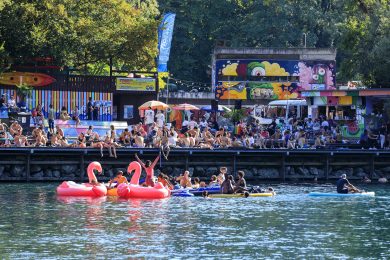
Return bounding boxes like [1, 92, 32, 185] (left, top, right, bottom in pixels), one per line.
[87, 161, 102, 183]
[127, 161, 142, 185]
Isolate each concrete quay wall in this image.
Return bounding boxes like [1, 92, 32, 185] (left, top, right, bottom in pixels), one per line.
[0, 148, 389, 182]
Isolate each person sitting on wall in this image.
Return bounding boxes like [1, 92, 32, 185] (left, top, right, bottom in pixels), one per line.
[119, 128, 132, 146]
[10, 121, 22, 137]
[72, 106, 81, 127]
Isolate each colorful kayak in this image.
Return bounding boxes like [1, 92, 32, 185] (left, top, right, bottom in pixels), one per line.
[0, 72, 56, 87]
[308, 192, 375, 197]
[210, 193, 274, 198]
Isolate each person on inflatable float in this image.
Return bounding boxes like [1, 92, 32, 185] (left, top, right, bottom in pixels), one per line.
[135, 152, 160, 187]
[108, 171, 128, 189]
[336, 174, 361, 194]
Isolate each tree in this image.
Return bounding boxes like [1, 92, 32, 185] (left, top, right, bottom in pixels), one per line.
[0, 0, 160, 73]
[338, 0, 390, 87]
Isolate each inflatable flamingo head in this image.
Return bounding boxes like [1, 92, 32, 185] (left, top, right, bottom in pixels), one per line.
[127, 161, 141, 175]
[88, 161, 103, 175]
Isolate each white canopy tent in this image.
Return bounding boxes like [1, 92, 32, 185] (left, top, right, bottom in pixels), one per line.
[267, 99, 307, 122]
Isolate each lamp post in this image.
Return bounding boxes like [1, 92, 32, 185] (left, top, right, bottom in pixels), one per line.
[303, 33, 307, 48]
[165, 74, 171, 123]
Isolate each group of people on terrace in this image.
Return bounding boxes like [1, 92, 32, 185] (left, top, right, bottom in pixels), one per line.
[1, 108, 390, 151]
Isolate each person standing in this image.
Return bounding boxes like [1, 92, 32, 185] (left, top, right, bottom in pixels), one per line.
[144, 107, 155, 132]
[8, 95, 16, 112]
[48, 104, 55, 131]
[0, 94, 7, 108]
[87, 97, 93, 120]
[93, 103, 99, 121]
[155, 110, 165, 128]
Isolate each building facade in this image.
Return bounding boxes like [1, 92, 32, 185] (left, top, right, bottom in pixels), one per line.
[212, 48, 337, 102]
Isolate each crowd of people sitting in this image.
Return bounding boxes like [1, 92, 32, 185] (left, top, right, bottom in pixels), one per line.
[1, 101, 390, 151]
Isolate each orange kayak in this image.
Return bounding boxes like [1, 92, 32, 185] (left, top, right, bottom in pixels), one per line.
[0, 72, 56, 87]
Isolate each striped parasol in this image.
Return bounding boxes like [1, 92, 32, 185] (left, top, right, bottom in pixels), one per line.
[172, 103, 199, 111]
[138, 100, 169, 110]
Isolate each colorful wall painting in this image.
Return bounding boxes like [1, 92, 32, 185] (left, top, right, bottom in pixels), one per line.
[0, 89, 113, 120]
[214, 59, 336, 100]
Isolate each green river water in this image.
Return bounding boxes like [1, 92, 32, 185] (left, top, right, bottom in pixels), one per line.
[0, 183, 389, 259]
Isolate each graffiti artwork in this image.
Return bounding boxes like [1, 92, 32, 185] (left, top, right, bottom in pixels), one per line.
[214, 59, 335, 100]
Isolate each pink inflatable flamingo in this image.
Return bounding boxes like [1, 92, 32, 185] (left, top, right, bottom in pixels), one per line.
[56, 161, 107, 197]
[117, 161, 170, 199]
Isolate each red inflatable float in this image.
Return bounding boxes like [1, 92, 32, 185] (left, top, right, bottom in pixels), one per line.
[117, 161, 170, 199]
[56, 162, 107, 197]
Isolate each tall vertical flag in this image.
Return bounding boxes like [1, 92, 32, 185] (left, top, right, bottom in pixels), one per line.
[157, 12, 176, 72]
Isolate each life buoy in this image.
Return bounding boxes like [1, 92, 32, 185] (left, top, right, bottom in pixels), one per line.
[347, 122, 359, 135]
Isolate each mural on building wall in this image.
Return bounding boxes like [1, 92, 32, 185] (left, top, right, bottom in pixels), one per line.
[214, 59, 336, 100]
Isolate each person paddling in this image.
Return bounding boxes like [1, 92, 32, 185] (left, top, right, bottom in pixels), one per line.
[336, 174, 361, 194]
[135, 152, 160, 187]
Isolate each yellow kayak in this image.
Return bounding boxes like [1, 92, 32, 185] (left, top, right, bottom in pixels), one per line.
[107, 188, 118, 196]
[210, 193, 275, 198]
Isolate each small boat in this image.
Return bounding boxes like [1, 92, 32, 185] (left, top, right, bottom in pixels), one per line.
[0, 72, 56, 87]
[209, 193, 274, 198]
[308, 192, 375, 197]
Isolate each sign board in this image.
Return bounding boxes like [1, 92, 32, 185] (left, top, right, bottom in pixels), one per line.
[123, 105, 134, 119]
[116, 78, 156, 92]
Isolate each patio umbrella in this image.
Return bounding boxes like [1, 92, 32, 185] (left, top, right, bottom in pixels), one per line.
[200, 105, 231, 112]
[139, 100, 169, 110]
[172, 103, 199, 111]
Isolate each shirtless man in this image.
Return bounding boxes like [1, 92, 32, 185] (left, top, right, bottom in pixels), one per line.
[201, 127, 214, 146]
[134, 132, 145, 147]
[135, 152, 160, 187]
[119, 128, 132, 145]
[179, 133, 191, 147]
[176, 170, 192, 188]
[220, 132, 231, 148]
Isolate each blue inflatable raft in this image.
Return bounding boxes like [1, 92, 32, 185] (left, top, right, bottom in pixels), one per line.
[171, 186, 221, 196]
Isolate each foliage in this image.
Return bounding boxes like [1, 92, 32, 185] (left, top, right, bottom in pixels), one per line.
[0, 0, 160, 73]
[159, 0, 389, 87]
[15, 83, 33, 102]
[223, 108, 246, 123]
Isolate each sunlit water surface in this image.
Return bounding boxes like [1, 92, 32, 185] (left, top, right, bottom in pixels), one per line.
[0, 183, 389, 259]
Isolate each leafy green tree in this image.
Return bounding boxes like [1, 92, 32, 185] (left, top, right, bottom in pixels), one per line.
[338, 0, 390, 87]
[0, 0, 159, 73]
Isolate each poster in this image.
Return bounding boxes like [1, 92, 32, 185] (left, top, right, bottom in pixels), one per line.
[116, 78, 156, 91]
[123, 105, 134, 119]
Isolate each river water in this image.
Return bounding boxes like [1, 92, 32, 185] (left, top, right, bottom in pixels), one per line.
[0, 183, 389, 259]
